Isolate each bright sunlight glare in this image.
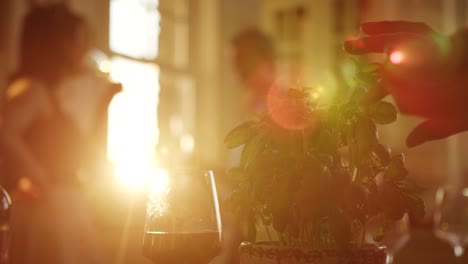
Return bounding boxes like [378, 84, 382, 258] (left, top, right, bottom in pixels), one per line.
[108, 57, 159, 188]
[110, 0, 160, 60]
[150, 169, 169, 193]
[108, 0, 160, 188]
[463, 188, 468, 197]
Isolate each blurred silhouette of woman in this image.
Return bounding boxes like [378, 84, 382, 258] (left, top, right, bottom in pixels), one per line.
[1, 4, 118, 264]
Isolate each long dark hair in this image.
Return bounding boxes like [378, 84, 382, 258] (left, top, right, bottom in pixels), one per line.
[10, 4, 85, 87]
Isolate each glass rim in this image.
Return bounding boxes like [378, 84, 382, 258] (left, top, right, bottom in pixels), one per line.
[160, 168, 214, 174]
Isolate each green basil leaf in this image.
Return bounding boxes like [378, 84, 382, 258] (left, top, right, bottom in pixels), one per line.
[361, 63, 379, 73]
[395, 178, 424, 194]
[224, 121, 256, 149]
[355, 116, 378, 160]
[404, 193, 425, 219]
[241, 134, 266, 167]
[373, 143, 392, 166]
[382, 182, 406, 220]
[385, 154, 408, 181]
[368, 101, 398, 125]
[373, 217, 388, 242]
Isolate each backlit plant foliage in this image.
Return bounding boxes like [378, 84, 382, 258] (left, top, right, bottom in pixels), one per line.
[224, 61, 424, 249]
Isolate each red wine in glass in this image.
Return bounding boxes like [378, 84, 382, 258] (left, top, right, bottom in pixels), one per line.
[143, 169, 222, 264]
[142, 231, 221, 264]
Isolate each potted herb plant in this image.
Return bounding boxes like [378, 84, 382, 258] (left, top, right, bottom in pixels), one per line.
[224, 61, 424, 264]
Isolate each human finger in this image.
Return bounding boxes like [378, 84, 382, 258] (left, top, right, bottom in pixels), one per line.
[344, 33, 416, 54]
[382, 65, 468, 120]
[361, 21, 433, 35]
[406, 119, 468, 147]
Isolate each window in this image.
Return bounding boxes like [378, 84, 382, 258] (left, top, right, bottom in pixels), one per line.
[110, 0, 160, 60]
[108, 0, 160, 187]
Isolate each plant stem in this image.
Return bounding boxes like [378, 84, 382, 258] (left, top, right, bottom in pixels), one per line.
[348, 126, 357, 182]
[352, 167, 358, 182]
[264, 222, 272, 242]
[301, 129, 308, 155]
[279, 232, 286, 246]
[361, 219, 367, 247]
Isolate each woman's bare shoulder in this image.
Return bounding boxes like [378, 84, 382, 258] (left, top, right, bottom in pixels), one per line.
[5, 78, 50, 105]
[3, 78, 52, 121]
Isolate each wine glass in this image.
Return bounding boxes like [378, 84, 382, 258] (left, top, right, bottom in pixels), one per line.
[434, 186, 468, 262]
[143, 169, 222, 264]
[366, 213, 410, 264]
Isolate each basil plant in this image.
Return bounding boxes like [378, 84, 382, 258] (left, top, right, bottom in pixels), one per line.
[224, 61, 424, 249]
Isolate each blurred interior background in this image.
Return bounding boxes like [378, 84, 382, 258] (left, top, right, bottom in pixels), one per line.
[0, 0, 467, 263]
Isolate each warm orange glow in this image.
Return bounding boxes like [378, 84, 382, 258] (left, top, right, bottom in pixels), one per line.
[18, 177, 33, 192]
[150, 169, 169, 194]
[107, 0, 161, 188]
[107, 57, 159, 187]
[6, 78, 31, 99]
[267, 86, 313, 131]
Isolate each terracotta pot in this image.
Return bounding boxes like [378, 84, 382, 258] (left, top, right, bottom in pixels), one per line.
[239, 242, 387, 264]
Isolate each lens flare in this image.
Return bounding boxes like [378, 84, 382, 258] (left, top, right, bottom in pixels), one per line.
[266, 86, 313, 131]
[389, 51, 405, 64]
[108, 57, 159, 188]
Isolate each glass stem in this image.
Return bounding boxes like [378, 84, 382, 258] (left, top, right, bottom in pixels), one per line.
[454, 245, 465, 263]
[386, 254, 394, 264]
[454, 245, 464, 258]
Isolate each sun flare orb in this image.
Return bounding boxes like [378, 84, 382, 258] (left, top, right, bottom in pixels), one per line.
[389, 51, 405, 64]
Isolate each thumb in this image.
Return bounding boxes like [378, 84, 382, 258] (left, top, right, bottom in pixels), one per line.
[407, 119, 468, 147]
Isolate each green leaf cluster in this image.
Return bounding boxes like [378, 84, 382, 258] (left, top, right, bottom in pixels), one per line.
[224, 60, 424, 249]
